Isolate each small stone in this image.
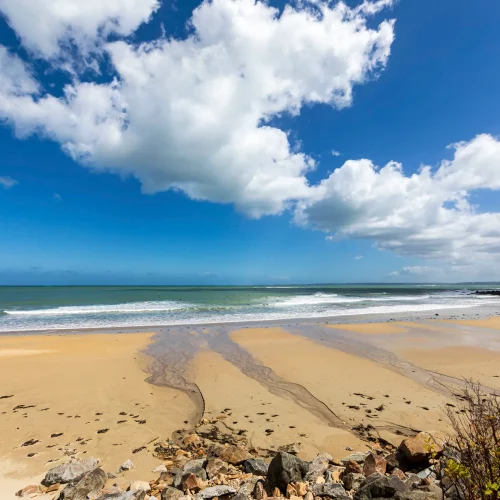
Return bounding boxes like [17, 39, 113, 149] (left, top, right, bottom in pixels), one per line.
[305, 453, 332, 483]
[43, 457, 99, 486]
[195, 486, 237, 499]
[58, 467, 107, 499]
[153, 465, 168, 473]
[130, 481, 152, 493]
[273, 487, 282, 497]
[267, 452, 309, 492]
[311, 483, 349, 499]
[162, 486, 184, 500]
[244, 458, 269, 476]
[182, 473, 206, 492]
[295, 482, 308, 496]
[286, 484, 297, 498]
[184, 434, 201, 446]
[216, 445, 250, 465]
[340, 453, 366, 465]
[362, 453, 386, 476]
[277, 444, 302, 455]
[183, 460, 207, 474]
[304, 492, 313, 500]
[16, 485, 41, 497]
[118, 460, 136, 473]
[342, 473, 365, 491]
[206, 458, 228, 479]
[254, 481, 268, 500]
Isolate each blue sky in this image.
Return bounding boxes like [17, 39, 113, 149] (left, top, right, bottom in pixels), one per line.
[1, 0, 500, 285]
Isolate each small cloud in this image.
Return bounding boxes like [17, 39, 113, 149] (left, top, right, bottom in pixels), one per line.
[325, 235, 334, 241]
[390, 266, 431, 277]
[53, 193, 62, 201]
[354, 255, 363, 260]
[0, 176, 18, 189]
[331, 149, 341, 157]
[203, 271, 218, 278]
[389, 271, 400, 277]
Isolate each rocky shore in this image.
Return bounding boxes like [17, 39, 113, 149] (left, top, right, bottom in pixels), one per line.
[16, 414, 454, 500]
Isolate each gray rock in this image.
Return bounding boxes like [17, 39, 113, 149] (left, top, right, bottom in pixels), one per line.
[311, 483, 349, 499]
[58, 468, 107, 500]
[343, 473, 366, 491]
[277, 443, 301, 455]
[354, 473, 408, 500]
[44, 457, 100, 486]
[194, 485, 237, 499]
[205, 458, 228, 479]
[172, 473, 183, 489]
[416, 468, 433, 480]
[153, 464, 168, 473]
[267, 452, 309, 492]
[341, 452, 367, 465]
[395, 492, 440, 500]
[162, 486, 185, 500]
[118, 460, 135, 473]
[129, 481, 151, 493]
[96, 491, 146, 500]
[183, 460, 207, 474]
[305, 453, 332, 482]
[244, 459, 268, 476]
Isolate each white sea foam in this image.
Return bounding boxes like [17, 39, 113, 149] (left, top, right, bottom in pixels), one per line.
[4, 300, 192, 316]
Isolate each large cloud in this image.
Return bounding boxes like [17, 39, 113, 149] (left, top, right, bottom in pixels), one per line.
[0, 0, 159, 59]
[0, 0, 395, 217]
[295, 134, 500, 262]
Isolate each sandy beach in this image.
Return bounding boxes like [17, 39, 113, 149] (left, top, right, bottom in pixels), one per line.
[1, 315, 499, 498]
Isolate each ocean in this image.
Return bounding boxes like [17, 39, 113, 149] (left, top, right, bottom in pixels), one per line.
[0, 284, 499, 332]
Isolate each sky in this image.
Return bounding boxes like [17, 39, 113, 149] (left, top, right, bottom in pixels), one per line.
[0, 0, 500, 285]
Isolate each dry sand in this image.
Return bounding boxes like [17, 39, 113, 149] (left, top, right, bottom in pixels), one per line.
[442, 316, 500, 330]
[327, 323, 409, 335]
[0, 333, 193, 497]
[231, 327, 453, 446]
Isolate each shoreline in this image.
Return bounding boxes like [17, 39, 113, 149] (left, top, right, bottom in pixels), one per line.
[0, 302, 498, 337]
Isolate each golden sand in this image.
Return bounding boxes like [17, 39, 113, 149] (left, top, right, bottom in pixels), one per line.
[327, 323, 409, 335]
[0, 333, 193, 496]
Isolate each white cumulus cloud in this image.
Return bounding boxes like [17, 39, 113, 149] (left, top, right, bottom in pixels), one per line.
[0, 175, 18, 188]
[0, 0, 159, 59]
[296, 134, 500, 262]
[0, 0, 395, 217]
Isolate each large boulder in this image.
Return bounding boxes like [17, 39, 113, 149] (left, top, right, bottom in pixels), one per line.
[398, 432, 446, 466]
[267, 452, 309, 492]
[58, 468, 107, 500]
[244, 458, 269, 476]
[305, 453, 332, 483]
[354, 473, 408, 500]
[44, 458, 99, 486]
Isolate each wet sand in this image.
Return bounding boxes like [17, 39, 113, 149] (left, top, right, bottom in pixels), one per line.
[1, 315, 500, 497]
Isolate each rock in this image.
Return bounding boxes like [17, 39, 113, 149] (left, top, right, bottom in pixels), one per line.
[304, 492, 313, 500]
[277, 444, 302, 455]
[272, 487, 281, 497]
[130, 481, 152, 493]
[16, 485, 42, 497]
[108, 472, 118, 479]
[343, 473, 365, 491]
[238, 477, 262, 497]
[305, 453, 332, 483]
[244, 458, 269, 476]
[195, 486, 237, 499]
[342, 461, 362, 475]
[254, 481, 267, 500]
[384, 453, 400, 473]
[96, 491, 146, 500]
[184, 460, 207, 474]
[327, 467, 344, 483]
[162, 486, 185, 500]
[184, 434, 202, 446]
[398, 432, 446, 465]
[391, 469, 406, 481]
[416, 468, 433, 480]
[46, 483, 61, 493]
[153, 465, 168, 473]
[311, 483, 350, 499]
[58, 467, 107, 500]
[216, 445, 250, 465]
[295, 482, 308, 496]
[268, 452, 309, 492]
[341, 453, 366, 465]
[206, 458, 229, 479]
[362, 453, 386, 476]
[404, 474, 422, 489]
[118, 460, 136, 473]
[354, 473, 408, 500]
[182, 473, 206, 492]
[395, 492, 440, 500]
[43, 457, 100, 486]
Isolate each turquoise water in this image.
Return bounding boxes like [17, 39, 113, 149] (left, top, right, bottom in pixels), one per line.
[0, 284, 498, 332]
